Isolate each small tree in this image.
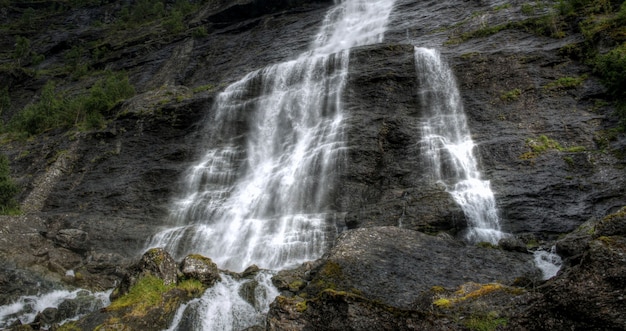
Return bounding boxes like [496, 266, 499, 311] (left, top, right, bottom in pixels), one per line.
[0, 154, 19, 214]
[13, 36, 31, 66]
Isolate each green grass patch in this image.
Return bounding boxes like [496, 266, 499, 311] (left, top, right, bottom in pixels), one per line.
[108, 275, 170, 315]
[500, 88, 522, 101]
[493, 3, 511, 11]
[177, 279, 205, 296]
[192, 83, 215, 93]
[544, 75, 587, 90]
[521, 135, 586, 159]
[464, 315, 508, 331]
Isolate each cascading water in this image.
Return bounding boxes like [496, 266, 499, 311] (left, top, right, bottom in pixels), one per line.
[0, 289, 111, 329]
[149, 0, 397, 329]
[414, 47, 505, 244]
[534, 246, 562, 280]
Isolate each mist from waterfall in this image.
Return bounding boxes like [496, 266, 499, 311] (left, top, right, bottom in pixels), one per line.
[414, 47, 505, 244]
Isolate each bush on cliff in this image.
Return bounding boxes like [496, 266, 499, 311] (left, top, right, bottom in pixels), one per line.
[6, 71, 135, 136]
[0, 154, 18, 214]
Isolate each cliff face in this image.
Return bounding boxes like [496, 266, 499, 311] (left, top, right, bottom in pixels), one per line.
[0, 0, 625, 329]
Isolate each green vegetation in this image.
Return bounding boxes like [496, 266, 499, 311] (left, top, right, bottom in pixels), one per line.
[544, 75, 587, 90]
[493, 4, 512, 11]
[500, 88, 522, 101]
[108, 275, 169, 315]
[5, 71, 135, 137]
[192, 83, 215, 94]
[432, 282, 522, 315]
[116, 0, 206, 31]
[520, 135, 586, 159]
[177, 279, 205, 296]
[107, 276, 205, 317]
[464, 315, 508, 331]
[0, 86, 10, 114]
[55, 321, 81, 331]
[521, 3, 536, 15]
[0, 154, 19, 214]
[477, 241, 500, 249]
[192, 26, 209, 38]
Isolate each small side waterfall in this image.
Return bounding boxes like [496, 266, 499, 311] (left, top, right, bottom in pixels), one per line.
[149, 0, 397, 330]
[534, 246, 563, 280]
[414, 47, 505, 244]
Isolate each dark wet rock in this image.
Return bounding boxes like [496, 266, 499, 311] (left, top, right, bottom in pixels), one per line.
[34, 307, 58, 326]
[180, 254, 221, 286]
[514, 237, 626, 330]
[239, 280, 259, 307]
[301, 227, 538, 309]
[499, 236, 528, 253]
[241, 264, 261, 278]
[555, 218, 597, 263]
[268, 227, 538, 330]
[54, 228, 89, 253]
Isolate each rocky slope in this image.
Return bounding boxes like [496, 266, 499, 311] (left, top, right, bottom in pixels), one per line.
[0, 0, 624, 330]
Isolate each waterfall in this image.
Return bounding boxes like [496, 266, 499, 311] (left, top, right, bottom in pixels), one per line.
[149, 0, 397, 330]
[414, 47, 505, 244]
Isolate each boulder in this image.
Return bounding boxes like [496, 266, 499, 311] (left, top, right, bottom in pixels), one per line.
[110, 248, 178, 300]
[180, 254, 221, 286]
[267, 226, 541, 329]
[499, 236, 528, 253]
[303, 227, 538, 308]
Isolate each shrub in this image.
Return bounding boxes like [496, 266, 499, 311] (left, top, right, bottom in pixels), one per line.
[6, 71, 135, 136]
[592, 43, 626, 125]
[0, 154, 19, 214]
[13, 36, 31, 65]
[500, 88, 522, 101]
[521, 3, 535, 15]
[191, 26, 208, 38]
[0, 86, 10, 114]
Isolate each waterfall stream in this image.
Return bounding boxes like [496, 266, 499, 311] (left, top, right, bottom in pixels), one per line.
[414, 47, 505, 244]
[150, 0, 397, 329]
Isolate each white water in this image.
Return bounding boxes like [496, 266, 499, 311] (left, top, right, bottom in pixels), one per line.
[166, 272, 278, 331]
[151, 0, 397, 330]
[0, 289, 111, 328]
[414, 47, 505, 244]
[534, 246, 562, 280]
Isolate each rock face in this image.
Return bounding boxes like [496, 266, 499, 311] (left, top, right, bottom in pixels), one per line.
[337, 44, 467, 235]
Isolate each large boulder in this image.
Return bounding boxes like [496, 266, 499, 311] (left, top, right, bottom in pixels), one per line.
[268, 226, 541, 330]
[180, 254, 221, 286]
[110, 248, 178, 300]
